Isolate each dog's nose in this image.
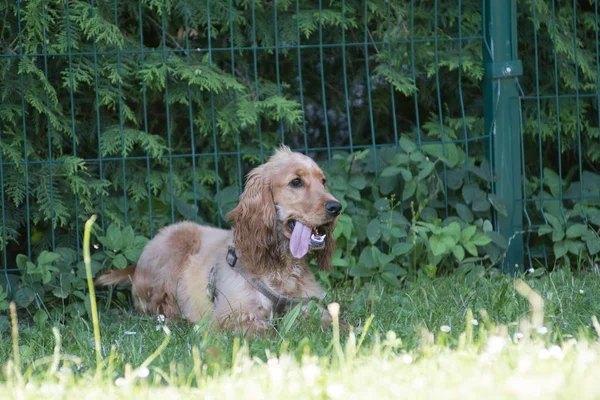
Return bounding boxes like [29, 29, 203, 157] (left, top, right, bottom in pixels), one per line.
[325, 201, 342, 216]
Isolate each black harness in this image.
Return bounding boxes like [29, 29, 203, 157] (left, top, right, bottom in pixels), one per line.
[207, 246, 312, 316]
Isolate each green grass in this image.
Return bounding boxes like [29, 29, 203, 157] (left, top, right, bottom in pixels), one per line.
[2, 267, 600, 399]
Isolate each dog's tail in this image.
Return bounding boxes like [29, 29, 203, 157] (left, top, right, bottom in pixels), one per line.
[95, 265, 136, 287]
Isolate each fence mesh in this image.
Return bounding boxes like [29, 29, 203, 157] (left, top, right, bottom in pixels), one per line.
[0, 0, 599, 298]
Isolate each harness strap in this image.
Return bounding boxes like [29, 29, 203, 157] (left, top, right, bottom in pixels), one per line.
[224, 246, 311, 315]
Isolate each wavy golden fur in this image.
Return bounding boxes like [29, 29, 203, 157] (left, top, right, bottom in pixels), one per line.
[95, 146, 341, 336]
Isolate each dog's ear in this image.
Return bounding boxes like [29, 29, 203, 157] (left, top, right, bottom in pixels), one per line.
[315, 218, 338, 271]
[226, 168, 277, 274]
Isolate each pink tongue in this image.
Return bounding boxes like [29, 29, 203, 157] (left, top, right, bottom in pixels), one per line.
[290, 221, 312, 258]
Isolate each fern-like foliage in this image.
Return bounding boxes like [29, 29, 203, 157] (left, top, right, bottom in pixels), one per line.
[0, 0, 598, 281]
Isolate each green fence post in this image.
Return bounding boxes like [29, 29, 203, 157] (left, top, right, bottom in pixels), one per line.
[482, 0, 524, 273]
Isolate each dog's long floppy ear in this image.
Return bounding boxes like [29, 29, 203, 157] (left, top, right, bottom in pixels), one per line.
[226, 167, 277, 274]
[315, 218, 338, 271]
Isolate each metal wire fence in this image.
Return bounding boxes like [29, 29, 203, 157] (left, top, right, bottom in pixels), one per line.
[0, 0, 599, 297]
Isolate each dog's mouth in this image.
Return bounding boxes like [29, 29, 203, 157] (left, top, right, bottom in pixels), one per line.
[287, 219, 328, 258]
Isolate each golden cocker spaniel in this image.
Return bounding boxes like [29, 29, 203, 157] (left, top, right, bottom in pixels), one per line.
[95, 146, 341, 335]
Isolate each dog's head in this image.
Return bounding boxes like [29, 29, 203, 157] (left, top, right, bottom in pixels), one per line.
[226, 146, 341, 273]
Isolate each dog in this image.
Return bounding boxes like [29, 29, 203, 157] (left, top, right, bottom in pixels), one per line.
[95, 145, 341, 336]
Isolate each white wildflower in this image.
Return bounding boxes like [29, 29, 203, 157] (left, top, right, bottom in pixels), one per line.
[157, 314, 166, 323]
[470, 319, 479, 326]
[579, 289, 585, 294]
[301, 364, 321, 386]
[536, 326, 548, 335]
[538, 349, 551, 360]
[486, 336, 506, 355]
[193, 325, 200, 332]
[401, 354, 413, 364]
[115, 378, 128, 387]
[513, 332, 524, 341]
[155, 325, 161, 331]
[440, 325, 451, 333]
[528, 268, 535, 273]
[326, 383, 345, 398]
[412, 376, 426, 389]
[136, 367, 150, 378]
[549, 345, 564, 360]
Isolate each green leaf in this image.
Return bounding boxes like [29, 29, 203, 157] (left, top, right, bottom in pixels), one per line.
[280, 301, 302, 336]
[367, 219, 382, 244]
[392, 242, 414, 256]
[472, 197, 491, 213]
[381, 166, 402, 177]
[482, 220, 493, 233]
[373, 198, 390, 211]
[377, 251, 395, 267]
[113, 254, 128, 269]
[466, 165, 492, 183]
[14, 287, 35, 308]
[349, 264, 374, 277]
[440, 235, 457, 249]
[447, 169, 465, 190]
[416, 162, 435, 181]
[339, 214, 354, 240]
[566, 239, 584, 255]
[390, 227, 407, 238]
[443, 144, 461, 168]
[391, 153, 410, 165]
[16, 254, 29, 270]
[358, 246, 376, 270]
[106, 224, 122, 251]
[370, 246, 383, 267]
[543, 168, 561, 197]
[381, 272, 403, 289]
[554, 241, 568, 258]
[485, 231, 508, 249]
[409, 152, 425, 163]
[53, 286, 71, 299]
[0, 316, 8, 334]
[26, 261, 37, 274]
[383, 263, 407, 276]
[452, 245, 465, 261]
[460, 225, 477, 243]
[399, 137, 417, 153]
[442, 222, 461, 238]
[422, 143, 463, 168]
[551, 224, 565, 242]
[349, 175, 367, 190]
[332, 254, 349, 267]
[464, 242, 478, 256]
[398, 168, 413, 182]
[33, 309, 48, 326]
[430, 236, 447, 257]
[121, 226, 135, 249]
[38, 250, 60, 266]
[488, 194, 508, 217]
[462, 184, 485, 205]
[402, 180, 417, 200]
[585, 237, 600, 255]
[456, 204, 474, 223]
[471, 234, 492, 246]
[565, 224, 589, 239]
[55, 247, 77, 268]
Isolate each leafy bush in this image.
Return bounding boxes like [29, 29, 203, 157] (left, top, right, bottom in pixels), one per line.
[4, 224, 147, 325]
[320, 141, 507, 288]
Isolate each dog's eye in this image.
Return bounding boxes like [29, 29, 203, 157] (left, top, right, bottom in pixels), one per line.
[289, 178, 303, 188]
[322, 178, 327, 186]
